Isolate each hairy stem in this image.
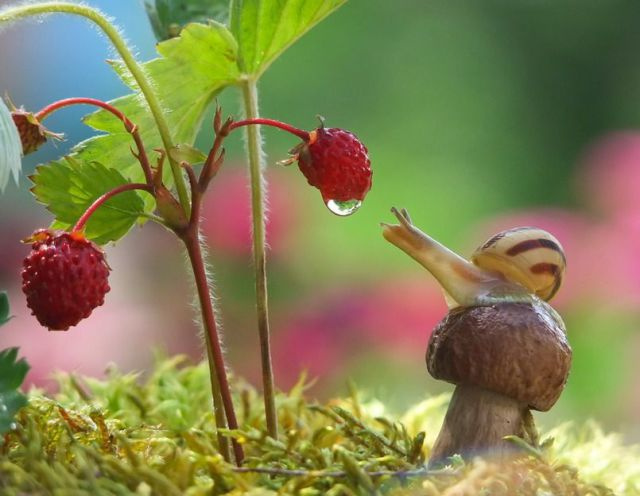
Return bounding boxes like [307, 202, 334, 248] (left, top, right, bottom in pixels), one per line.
[240, 79, 278, 440]
[182, 217, 244, 465]
[179, 167, 231, 463]
[37, 97, 131, 123]
[0, 2, 190, 212]
[229, 118, 309, 141]
[183, 234, 244, 465]
[72, 183, 152, 233]
[204, 335, 233, 464]
[36, 97, 153, 184]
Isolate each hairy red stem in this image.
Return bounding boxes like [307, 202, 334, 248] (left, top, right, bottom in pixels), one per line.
[36, 97, 153, 184]
[229, 118, 310, 141]
[181, 165, 232, 461]
[182, 231, 245, 465]
[37, 97, 130, 124]
[181, 166, 244, 465]
[72, 183, 152, 232]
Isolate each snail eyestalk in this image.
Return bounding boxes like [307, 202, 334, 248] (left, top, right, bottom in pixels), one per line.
[381, 207, 520, 307]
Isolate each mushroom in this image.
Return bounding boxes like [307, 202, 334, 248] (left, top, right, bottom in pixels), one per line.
[381, 207, 571, 464]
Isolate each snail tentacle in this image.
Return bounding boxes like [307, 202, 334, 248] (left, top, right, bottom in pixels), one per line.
[382, 208, 512, 307]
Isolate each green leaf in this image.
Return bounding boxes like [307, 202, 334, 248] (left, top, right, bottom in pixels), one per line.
[30, 158, 147, 245]
[73, 22, 239, 189]
[0, 97, 23, 193]
[229, 0, 347, 76]
[0, 347, 29, 437]
[144, 0, 229, 40]
[0, 292, 9, 326]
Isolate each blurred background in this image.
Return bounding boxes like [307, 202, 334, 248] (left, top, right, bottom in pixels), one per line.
[1, 0, 640, 441]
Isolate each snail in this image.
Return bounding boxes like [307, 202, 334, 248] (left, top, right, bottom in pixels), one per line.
[381, 207, 565, 308]
[381, 207, 571, 464]
[471, 226, 565, 302]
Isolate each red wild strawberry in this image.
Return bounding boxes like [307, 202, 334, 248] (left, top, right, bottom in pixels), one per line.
[294, 127, 372, 215]
[21, 229, 110, 331]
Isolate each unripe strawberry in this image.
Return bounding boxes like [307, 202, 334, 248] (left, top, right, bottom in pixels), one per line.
[21, 230, 110, 331]
[295, 127, 372, 209]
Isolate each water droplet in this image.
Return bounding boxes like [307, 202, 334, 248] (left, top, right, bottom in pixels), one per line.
[0, 404, 6, 412]
[325, 199, 362, 216]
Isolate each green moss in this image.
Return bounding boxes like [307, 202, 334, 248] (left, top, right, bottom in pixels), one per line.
[0, 355, 638, 495]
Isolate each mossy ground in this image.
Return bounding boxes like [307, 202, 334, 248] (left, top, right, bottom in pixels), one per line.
[0, 355, 638, 495]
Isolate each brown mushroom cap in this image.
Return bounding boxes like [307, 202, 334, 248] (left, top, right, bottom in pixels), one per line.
[426, 301, 571, 411]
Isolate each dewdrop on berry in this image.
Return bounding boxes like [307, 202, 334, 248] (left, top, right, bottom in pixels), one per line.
[293, 126, 372, 216]
[228, 115, 372, 216]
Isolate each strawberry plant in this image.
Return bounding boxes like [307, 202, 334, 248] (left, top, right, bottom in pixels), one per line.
[0, 0, 374, 467]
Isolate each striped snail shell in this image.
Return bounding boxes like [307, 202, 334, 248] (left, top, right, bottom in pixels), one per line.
[471, 227, 566, 301]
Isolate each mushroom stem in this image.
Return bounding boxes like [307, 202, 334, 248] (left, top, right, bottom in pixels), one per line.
[429, 384, 531, 465]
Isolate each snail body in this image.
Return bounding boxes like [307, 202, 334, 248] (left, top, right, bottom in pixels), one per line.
[381, 208, 565, 307]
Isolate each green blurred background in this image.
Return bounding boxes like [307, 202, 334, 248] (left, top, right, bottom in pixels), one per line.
[1, 0, 640, 441]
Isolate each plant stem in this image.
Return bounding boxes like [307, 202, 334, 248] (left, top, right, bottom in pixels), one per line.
[37, 97, 129, 123]
[229, 118, 309, 141]
[240, 79, 278, 440]
[36, 97, 153, 184]
[182, 231, 244, 466]
[72, 183, 152, 232]
[180, 165, 243, 464]
[0, 2, 190, 213]
[232, 466, 453, 478]
[180, 191, 230, 465]
[203, 334, 233, 464]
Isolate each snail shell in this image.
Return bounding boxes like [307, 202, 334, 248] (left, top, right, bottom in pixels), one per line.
[471, 227, 566, 301]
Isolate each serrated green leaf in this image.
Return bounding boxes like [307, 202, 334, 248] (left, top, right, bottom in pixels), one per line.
[230, 0, 347, 76]
[30, 158, 147, 245]
[0, 98, 23, 193]
[72, 22, 239, 194]
[0, 347, 29, 436]
[0, 292, 9, 326]
[144, 0, 229, 40]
